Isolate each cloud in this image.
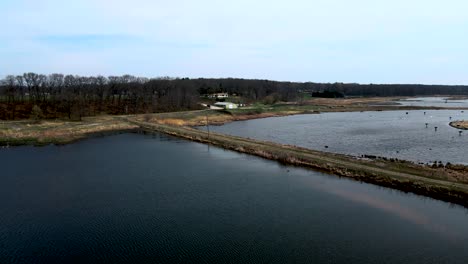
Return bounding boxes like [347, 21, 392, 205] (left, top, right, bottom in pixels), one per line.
[35, 34, 141, 50]
[1, 0, 468, 83]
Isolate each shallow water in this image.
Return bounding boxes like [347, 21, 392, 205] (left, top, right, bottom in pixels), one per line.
[398, 97, 468, 108]
[203, 110, 468, 164]
[1, 133, 468, 263]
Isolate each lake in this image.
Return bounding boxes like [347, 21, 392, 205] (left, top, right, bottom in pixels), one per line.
[1, 133, 468, 263]
[203, 110, 468, 165]
[397, 97, 468, 108]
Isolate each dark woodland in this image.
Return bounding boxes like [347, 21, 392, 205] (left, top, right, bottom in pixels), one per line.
[1, 73, 468, 120]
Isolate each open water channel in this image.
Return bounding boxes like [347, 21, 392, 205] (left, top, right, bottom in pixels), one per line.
[1, 133, 468, 263]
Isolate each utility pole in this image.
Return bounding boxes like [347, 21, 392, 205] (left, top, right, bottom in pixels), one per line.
[206, 112, 210, 141]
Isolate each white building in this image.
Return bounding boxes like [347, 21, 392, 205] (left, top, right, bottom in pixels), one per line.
[213, 102, 238, 109]
[207, 93, 229, 99]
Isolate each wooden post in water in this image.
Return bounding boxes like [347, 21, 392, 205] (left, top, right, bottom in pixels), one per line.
[206, 112, 210, 141]
[425, 123, 428, 128]
[435, 127, 438, 132]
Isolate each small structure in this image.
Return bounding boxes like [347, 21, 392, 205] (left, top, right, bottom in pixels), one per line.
[209, 105, 223, 110]
[214, 102, 238, 109]
[207, 93, 229, 99]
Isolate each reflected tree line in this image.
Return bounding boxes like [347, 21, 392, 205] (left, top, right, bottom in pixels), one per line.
[1, 73, 467, 120]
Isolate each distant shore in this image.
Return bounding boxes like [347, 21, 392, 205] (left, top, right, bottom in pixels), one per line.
[1, 96, 467, 146]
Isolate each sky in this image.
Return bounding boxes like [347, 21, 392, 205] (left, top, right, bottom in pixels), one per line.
[1, 0, 468, 84]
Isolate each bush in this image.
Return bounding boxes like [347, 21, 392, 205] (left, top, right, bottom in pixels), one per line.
[30, 105, 44, 120]
[263, 93, 281, 105]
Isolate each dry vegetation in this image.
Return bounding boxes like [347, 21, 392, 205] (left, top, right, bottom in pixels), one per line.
[128, 118, 468, 207]
[301, 97, 405, 106]
[0, 116, 138, 145]
[1, 97, 464, 145]
[137, 109, 310, 127]
[134, 97, 461, 127]
[0, 107, 308, 145]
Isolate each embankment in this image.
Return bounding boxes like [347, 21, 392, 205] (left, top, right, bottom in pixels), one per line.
[2, 101, 465, 146]
[137, 104, 461, 127]
[0, 117, 139, 146]
[3, 112, 468, 207]
[127, 118, 468, 208]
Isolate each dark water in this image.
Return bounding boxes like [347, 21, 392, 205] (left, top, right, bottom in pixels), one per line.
[1, 133, 468, 263]
[203, 110, 468, 165]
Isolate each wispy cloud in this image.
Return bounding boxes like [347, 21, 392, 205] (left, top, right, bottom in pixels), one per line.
[1, 0, 468, 83]
[36, 34, 140, 49]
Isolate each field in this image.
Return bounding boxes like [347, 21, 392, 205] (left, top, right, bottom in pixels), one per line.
[0, 116, 138, 146]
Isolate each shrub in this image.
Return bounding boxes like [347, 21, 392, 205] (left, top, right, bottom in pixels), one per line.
[30, 105, 44, 120]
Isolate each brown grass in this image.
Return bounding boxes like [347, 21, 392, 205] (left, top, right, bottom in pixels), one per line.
[127, 117, 468, 207]
[132, 97, 465, 127]
[0, 116, 138, 145]
[133, 108, 316, 127]
[302, 97, 405, 106]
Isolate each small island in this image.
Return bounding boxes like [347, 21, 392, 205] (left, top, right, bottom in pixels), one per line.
[450, 120, 468, 130]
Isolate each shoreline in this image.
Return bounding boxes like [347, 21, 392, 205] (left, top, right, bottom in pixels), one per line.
[0, 116, 139, 147]
[2, 106, 468, 207]
[0, 104, 466, 146]
[139, 104, 468, 127]
[128, 118, 468, 208]
[0, 128, 139, 147]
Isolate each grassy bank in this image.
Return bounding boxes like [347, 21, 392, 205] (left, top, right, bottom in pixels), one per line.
[0, 116, 138, 146]
[127, 118, 468, 207]
[0, 107, 319, 145]
[136, 97, 461, 127]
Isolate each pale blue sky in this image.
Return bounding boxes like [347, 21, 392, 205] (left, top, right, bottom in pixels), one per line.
[1, 0, 468, 84]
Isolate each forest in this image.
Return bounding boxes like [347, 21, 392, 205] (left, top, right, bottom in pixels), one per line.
[1, 73, 468, 120]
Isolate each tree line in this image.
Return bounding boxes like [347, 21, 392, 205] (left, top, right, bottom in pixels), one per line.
[0, 73, 201, 120]
[1, 73, 467, 120]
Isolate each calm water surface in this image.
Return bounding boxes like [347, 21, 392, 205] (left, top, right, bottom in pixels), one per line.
[1, 133, 468, 263]
[204, 110, 468, 164]
[398, 97, 468, 108]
